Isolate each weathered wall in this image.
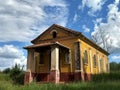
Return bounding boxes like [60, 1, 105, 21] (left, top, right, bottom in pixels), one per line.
[27, 28, 109, 75]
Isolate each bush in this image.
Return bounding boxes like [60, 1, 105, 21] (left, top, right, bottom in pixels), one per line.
[3, 68, 11, 74]
[92, 72, 120, 82]
[10, 64, 24, 85]
[15, 71, 25, 84]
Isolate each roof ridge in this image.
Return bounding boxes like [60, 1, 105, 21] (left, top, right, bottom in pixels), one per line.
[53, 24, 82, 35]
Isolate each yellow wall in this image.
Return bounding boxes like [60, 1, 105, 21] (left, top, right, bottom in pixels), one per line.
[29, 28, 109, 74]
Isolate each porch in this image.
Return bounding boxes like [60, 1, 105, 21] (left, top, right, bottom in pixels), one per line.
[24, 42, 72, 84]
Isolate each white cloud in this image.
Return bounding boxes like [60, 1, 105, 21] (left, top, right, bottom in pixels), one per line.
[112, 55, 120, 60]
[73, 13, 78, 22]
[110, 54, 120, 62]
[0, 45, 26, 71]
[80, 0, 106, 15]
[0, 0, 68, 42]
[82, 25, 90, 33]
[91, 0, 120, 53]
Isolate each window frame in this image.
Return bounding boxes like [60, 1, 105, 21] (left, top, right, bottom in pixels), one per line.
[84, 50, 88, 65]
[93, 54, 97, 68]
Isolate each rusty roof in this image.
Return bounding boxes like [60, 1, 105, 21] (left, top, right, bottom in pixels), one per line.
[24, 42, 69, 49]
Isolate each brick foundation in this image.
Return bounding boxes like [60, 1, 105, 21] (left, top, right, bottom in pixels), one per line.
[24, 70, 33, 85]
[60, 73, 74, 82]
[25, 72, 92, 84]
[74, 72, 81, 81]
[49, 70, 60, 83]
[84, 73, 91, 81]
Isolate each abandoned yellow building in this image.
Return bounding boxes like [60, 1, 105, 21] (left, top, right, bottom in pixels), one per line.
[24, 24, 109, 84]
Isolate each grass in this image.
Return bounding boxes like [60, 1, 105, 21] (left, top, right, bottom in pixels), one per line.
[1, 73, 120, 90]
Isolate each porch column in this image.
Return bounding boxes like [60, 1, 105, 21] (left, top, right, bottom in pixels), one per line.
[24, 49, 34, 85]
[50, 45, 60, 83]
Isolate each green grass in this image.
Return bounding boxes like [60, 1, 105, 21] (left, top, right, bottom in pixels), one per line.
[1, 73, 120, 90]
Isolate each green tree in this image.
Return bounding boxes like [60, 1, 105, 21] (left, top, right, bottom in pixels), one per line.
[10, 64, 24, 85]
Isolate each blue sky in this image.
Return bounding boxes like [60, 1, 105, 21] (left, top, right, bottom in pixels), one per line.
[0, 0, 120, 70]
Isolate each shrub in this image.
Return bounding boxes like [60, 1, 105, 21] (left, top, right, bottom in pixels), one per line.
[3, 68, 11, 74]
[92, 72, 120, 82]
[15, 71, 25, 84]
[10, 64, 24, 85]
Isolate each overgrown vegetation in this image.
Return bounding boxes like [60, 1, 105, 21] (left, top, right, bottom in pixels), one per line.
[2, 64, 24, 85]
[110, 62, 120, 72]
[0, 62, 120, 90]
[92, 72, 120, 82]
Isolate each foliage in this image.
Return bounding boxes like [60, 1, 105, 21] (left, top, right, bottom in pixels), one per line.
[1, 72, 120, 90]
[1, 62, 120, 89]
[92, 72, 120, 82]
[2, 68, 11, 74]
[0, 73, 11, 82]
[110, 62, 120, 72]
[9, 64, 24, 85]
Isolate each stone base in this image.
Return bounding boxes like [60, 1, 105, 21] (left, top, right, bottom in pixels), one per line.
[74, 72, 81, 81]
[25, 72, 92, 84]
[24, 70, 33, 85]
[49, 70, 60, 83]
[84, 73, 91, 81]
[60, 73, 74, 82]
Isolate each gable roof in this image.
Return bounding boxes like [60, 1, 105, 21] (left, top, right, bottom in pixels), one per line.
[31, 24, 82, 43]
[31, 24, 109, 55]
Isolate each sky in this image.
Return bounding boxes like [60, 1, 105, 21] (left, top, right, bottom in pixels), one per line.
[0, 0, 120, 71]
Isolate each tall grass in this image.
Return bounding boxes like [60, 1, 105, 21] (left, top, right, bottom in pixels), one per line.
[92, 72, 120, 82]
[1, 73, 120, 90]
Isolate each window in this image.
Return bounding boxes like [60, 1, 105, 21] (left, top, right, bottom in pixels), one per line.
[84, 50, 88, 64]
[93, 55, 97, 67]
[74, 42, 80, 70]
[106, 63, 109, 72]
[100, 58, 103, 72]
[65, 52, 70, 63]
[52, 31, 57, 38]
[39, 52, 44, 64]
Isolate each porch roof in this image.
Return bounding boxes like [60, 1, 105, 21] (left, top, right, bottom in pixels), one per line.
[23, 42, 69, 50]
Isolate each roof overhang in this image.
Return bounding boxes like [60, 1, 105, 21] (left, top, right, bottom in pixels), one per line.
[23, 42, 69, 50]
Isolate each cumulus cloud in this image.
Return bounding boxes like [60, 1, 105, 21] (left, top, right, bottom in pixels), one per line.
[82, 25, 90, 33]
[110, 54, 120, 62]
[79, 0, 106, 15]
[91, 0, 120, 53]
[112, 55, 120, 60]
[0, 45, 26, 71]
[0, 0, 68, 42]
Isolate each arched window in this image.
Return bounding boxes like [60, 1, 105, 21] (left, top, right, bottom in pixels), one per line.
[65, 51, 70, 63]
[93, 54, 97, 67]
[52, 31, 57, 38]
[100, 58, 103, 72]
[84, 50, 88, 64]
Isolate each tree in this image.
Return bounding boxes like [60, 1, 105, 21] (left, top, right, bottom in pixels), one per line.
[10, 64, 24, 85]
[110, 62, 120, 72]
[92, 27, 113, 53]
[3, 68, 11, 74]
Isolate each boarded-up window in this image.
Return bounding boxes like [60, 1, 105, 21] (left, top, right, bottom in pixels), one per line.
[84, 50, 88, 64]
[74, 42, 81, 70]
[100, 58, 103, 72]
[93, 54, 97, 67]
